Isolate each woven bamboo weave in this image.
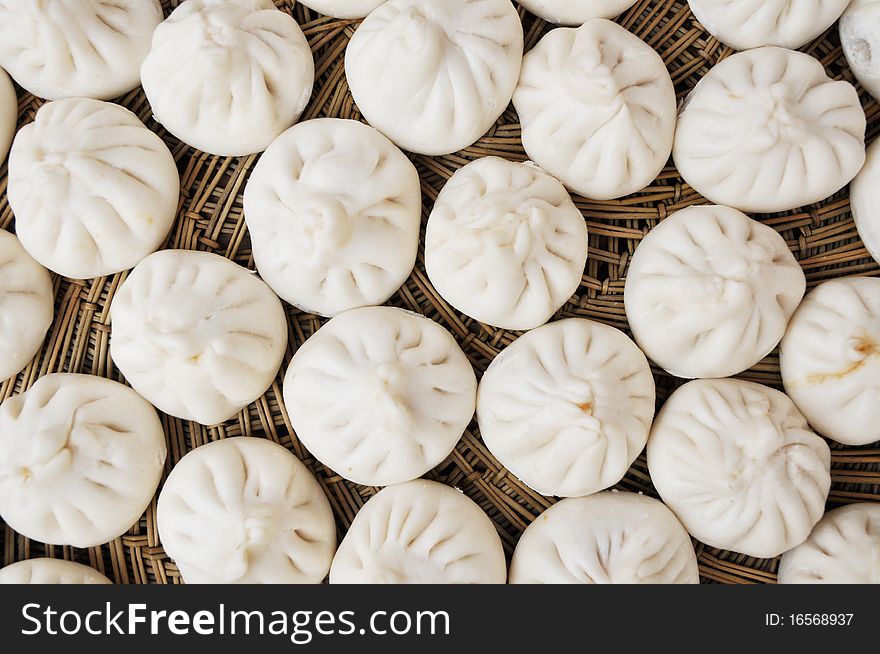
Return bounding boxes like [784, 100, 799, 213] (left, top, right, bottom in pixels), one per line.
[1, 0, 878, 585]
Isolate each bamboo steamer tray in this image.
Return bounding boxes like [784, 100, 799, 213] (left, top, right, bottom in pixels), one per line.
[1, 0, 878, 585]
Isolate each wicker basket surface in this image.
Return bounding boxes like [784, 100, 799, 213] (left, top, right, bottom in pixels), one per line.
[1, 0, 878, 585]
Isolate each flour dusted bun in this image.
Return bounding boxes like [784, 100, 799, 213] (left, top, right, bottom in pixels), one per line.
[647, 379, 831, 558]
[841, 1, 880, 100]
[283, 306, 476, 486]
[425, 157, 587, 330]
[243, 118, 420, 317]
[624, 205, 805, 379]
[477, 319, 654, 497]
[0, 67, 14, 161]
[330, 480, 506, 583]
[0, 231, 53, 382]
[851, 139, 880, 264]
[110, 250, 287, 425]
[0, 0, 162, 100]
[0, 559, 112, 585]
[345, 0, 524, 156]
[157, 437, 336, 584]
[513, 19, 676, 200]
[778, 503, 880, 584]
[674, 47, 866, 213]
[7, 98, 179, 279]
[517, 1, 638, 25]
[298, 0, 387, 19]
[688, 0, 849, 51]
[510, 492, 699, 584]
[780, 277, 880, 446]
[0, 373, 167, 548]
[141, 0, 314, 156]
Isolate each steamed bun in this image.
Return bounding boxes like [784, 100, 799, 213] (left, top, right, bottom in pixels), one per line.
[425, 157, 588, 330]
[157, 437, 336, 584]
[330, 480, 507, 584]
[780, 277, 880, 446]
[0, 559, 112, 585]
[0, 67, 15, 161]
[345, 0, 524, 155]
[647, 379, 831, 558]
[513, 18, 676, 200]
[841, 0, 880, 101]
[625, 205, 805, 379]
[778, 503, 880, 584]
[109, 250, 288, 425]
[141, 0, 315, 156]
[477, 318, 655, 498]
[283, 306, 477, 486]
[0, 0, 162, 100]
[850, 138, 880, 265]
[298, 0, 387, 19]
[0, 230, 54, 382]
[687, 0, 850, 51]
[0, 373, 167, 548]
[7, 98, 180, 279]
[674, 47, 866, 213]
[243, 118, 421, 317]
[509, 492, 699, 584]
[517, 1, 639, 26]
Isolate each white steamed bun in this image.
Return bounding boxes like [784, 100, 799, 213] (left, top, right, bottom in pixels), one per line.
[687, 0, 850, 51]
[778, 503, 880, 584]
[283, 306, 477, 486]
[647, 379, 831, 558]
[509, 491, 699, 584]
[330, 480, 507, 583]
[157, 437, 336, 584]
[425, 157, 588, 330]
[517, 1, 639, 26]
[7, 98, 180, 279]
[345, 0, 524, 155]
[0, 0, 162, 100]
[477, 318, 655, 498]
[0, 559, 112, 585]
[841, 0, 880, 101]
[109, 250, 288, 425]
[243, 118, 421, 317]
[780, 276, 880, 446]
[674, 46, 866, 213]
[624, 205, 805, 379]
[513, 18, 676, 200]
[298, 0, 387, 19]
[850, 138, 880, 265]
[0, 373, 167, 548]
[0, 230, 54, 382]
[141, 0, 315, 156]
